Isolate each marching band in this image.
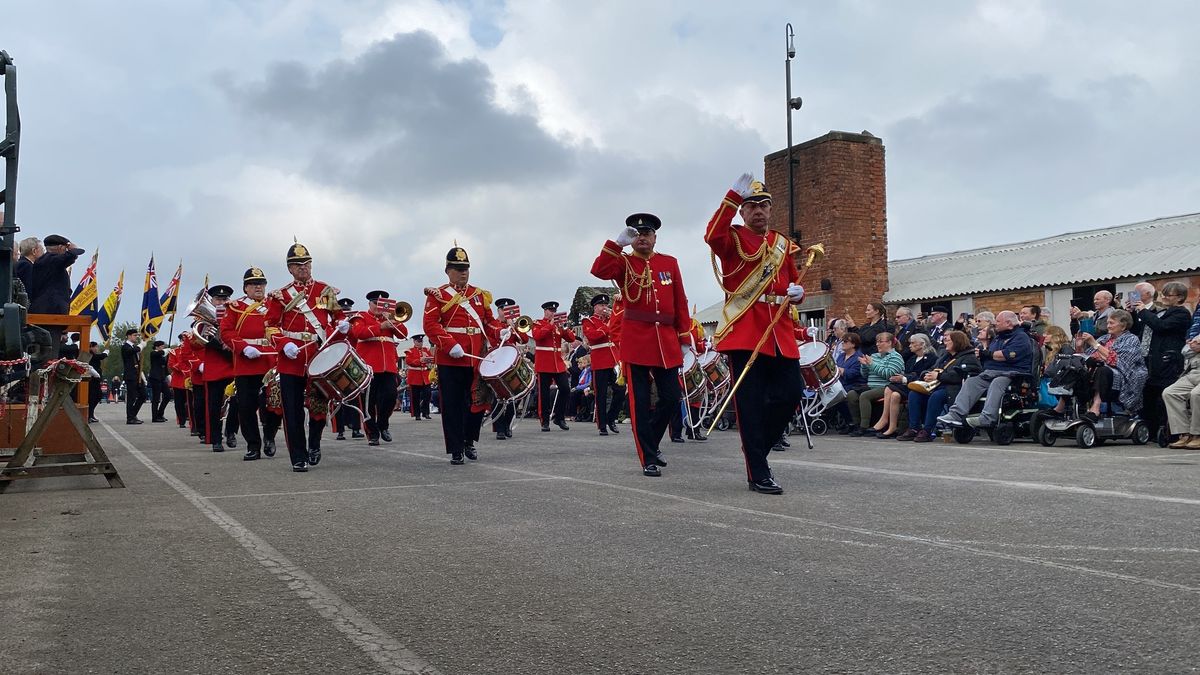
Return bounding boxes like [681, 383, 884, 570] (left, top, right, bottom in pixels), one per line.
[163, 174, 811, 493]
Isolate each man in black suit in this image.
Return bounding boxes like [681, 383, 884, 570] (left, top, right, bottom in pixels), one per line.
[121, 329, 147, 424]
[30, 234, 84, 360]
[148, 340, 170, 422]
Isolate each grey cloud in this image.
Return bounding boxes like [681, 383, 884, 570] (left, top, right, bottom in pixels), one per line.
[224, 31, 572, 195]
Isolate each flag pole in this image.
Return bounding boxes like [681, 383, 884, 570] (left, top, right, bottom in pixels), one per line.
[166, 259, 181, 345]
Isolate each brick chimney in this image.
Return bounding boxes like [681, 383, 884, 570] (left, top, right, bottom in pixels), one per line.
[763, 130, 887, 326]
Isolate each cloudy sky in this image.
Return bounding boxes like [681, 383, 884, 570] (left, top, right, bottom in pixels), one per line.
[4, 0, 1197, 327]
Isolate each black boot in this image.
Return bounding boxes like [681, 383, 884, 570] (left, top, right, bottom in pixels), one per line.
[243, 447, 261, 461]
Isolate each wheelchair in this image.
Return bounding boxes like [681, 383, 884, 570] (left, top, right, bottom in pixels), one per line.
[951, 372, 1046, 446]
[1035, 354, 1151, 448]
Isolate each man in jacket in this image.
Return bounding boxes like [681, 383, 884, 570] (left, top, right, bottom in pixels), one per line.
[121, 330, 146, 424]
[938, 311, 1035, 429]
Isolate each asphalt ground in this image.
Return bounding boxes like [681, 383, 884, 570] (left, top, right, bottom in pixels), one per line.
[2, 403, 1199, 674]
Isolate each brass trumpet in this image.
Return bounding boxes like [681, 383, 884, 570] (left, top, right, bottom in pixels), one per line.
[393, 301, 413, 323]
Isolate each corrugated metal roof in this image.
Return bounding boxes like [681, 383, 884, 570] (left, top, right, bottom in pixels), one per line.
[884, 213, 1200, 303]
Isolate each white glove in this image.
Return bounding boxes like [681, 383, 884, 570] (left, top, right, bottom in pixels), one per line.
[614, 226, 638, 247]
[198, 363, 205, 374]
[242, 346, 262, 359]
[500, 327, 512, 342]
[733, 172, 755, 198]
[283, 342, 300, 359]
[448, 344, 465, 359]
[337, 319, 351, 334]
[787, 283, 805, 302]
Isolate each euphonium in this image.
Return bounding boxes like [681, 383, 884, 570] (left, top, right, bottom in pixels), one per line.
[186, 289, 222, 346]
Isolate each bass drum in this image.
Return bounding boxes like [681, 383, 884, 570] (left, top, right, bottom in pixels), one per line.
[479, 345, 535, 400]
[680, 349, 706, 402]
[307, 342, 372, 401]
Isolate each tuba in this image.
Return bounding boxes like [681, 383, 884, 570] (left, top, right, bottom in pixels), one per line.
[186, 289, 222, 346]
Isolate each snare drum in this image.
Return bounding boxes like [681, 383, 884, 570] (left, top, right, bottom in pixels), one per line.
[478, 345, 535, 400]
[680, 350, 707, 402]
[307, 342, 372, 401]
[797, 341, 838, 389]
[698, 351, 730, 389]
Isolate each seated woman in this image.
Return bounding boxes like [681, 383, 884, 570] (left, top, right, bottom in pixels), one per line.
[832, 332, 865, 432]
[571, 358, 594, 422]
[971, 311, 996, 350]
[873, 333, 937, 438]
[846, 332, 904, 436]
[900, 330, 981, 442]
[1054, 309, 1147, 419]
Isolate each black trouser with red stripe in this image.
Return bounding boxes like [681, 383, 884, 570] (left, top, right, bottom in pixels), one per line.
[235, 374, 280, 453]
[279, 373, 326, 465]
[625, 363, 681, 467]
[538, 371, 569, 425]
[437, 364, 473, 455]
[593, 367, 624, 430]
[727, 350, 803, 483]
[191, 384, 207, 437]
[205, 378, 232, 444]
[410, 384, 431, 417]
[172, 387, 189, 426]
[366, 372, 398, 437]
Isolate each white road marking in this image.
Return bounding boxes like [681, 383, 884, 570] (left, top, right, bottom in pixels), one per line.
[204, 476, 564, 500]
[1129, 452, 1200, 460]
[765, 458, 1200, 506]
[387, 449, 1200, 596]
[101, 422, 441, 675]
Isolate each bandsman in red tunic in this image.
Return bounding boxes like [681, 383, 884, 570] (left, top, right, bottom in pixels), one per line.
[168, 334, 192, 429]
[670, 315, 711, 444]
[404, 335, 433, 420]
[350, 290, 409, 446]
[422, 245, 504, 464]
[590, 213, 692, 477]
[490, 297, 528, 440]
[331, 298, 366, 441]
[705, 175, 805, 494]
[582, 293, 624, 436]
[265, 242, 348, 472]
[186, 330, 206, 439]
[192, 284, 237, 453]
[220, 267, 282, 461]
[532, 300, 577, 432]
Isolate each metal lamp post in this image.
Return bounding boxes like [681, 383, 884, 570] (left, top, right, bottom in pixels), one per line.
[785, 24, 803, 244]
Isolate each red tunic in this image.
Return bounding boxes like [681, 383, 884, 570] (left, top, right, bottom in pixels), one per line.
[350, 311, 408, 374]
[590, 242, 691, 369]
[704, 189, 801, 358]
[421, 284, 503, 367]
[689, 322, 707, 355]
[404, 346, 433, 386]
[264, 279, 342, 377]
[168, 344, 191, 389]
[220, 297, 276, 377]
[194, 323, 235, 382]
[531, 320, 576, 374]
[582, 315, 618, 370]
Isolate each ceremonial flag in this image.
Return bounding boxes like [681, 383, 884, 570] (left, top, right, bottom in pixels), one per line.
[140, 257, 164, 339]
[95, 271, 124, 342]
[160, 261, 182, 318]
[69, 248, 99, 317]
